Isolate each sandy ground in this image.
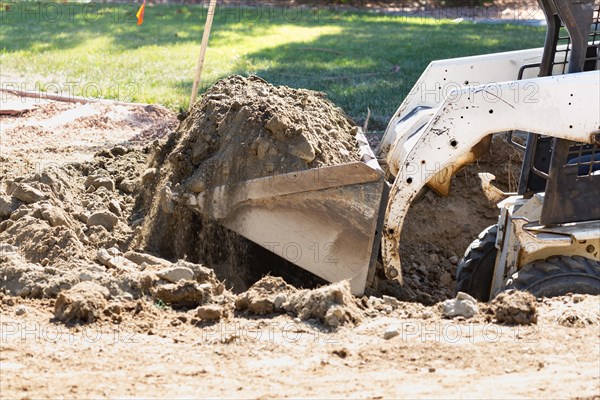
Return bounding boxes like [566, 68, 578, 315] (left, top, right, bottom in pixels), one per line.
[1, 92, 599, 399]
[1, 295, 599, 398]
[0, 92, 176, 165]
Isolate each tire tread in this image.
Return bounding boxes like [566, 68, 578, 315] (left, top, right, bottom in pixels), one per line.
[504, 255, 600, 297]
[455, 225, 498, 301]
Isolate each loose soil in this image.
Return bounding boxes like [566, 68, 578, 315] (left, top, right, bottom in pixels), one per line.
[1, 293, 598, 398]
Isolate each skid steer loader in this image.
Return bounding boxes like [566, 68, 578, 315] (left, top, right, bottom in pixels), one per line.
[183, 0, 600, 298]
[453, 0, 600, 300]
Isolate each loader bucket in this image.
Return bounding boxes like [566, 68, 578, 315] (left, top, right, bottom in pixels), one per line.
[178, 160, 388, 295]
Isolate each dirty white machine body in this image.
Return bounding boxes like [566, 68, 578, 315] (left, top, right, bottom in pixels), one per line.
[186, 0, 600, 297]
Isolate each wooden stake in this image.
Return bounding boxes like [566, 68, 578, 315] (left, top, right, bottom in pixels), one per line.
[363, 107, 371, 133]
[189, 0, 218, 110]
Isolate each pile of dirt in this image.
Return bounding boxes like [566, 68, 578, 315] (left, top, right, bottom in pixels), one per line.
[178, 75, 360, 191]
[491, 290, 538, 325]
[137, 75, 362, 291]
[0, 75, 369, 326]
[0, 144, 233, 322]
[0, 147, 147, 265]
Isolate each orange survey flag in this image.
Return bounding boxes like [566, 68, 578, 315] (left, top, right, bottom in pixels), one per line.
[136, 0, 146, 25]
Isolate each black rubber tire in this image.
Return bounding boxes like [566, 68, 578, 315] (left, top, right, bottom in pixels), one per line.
[455, 225, 498, 302]
[504, 256, 600, 297]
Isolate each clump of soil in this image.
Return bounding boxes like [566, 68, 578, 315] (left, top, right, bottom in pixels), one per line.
[235, 276, 363, 328]
[491, 290, 538, 325]
[154, 281, 214, 309]
[557, 309, 598, 328]
[284, 281, 364, 328]
[137, 75, 361, 291]
[150, 262, 227, 309]
[54, 281, 110, 323]
[235, 276, 298, 315]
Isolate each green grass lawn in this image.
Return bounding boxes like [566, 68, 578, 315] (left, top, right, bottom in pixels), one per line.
[0, 3, 545, 128]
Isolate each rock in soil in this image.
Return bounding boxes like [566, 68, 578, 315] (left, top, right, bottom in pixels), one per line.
[87, 211, 119, 231]
[124, 251, 172, 268]
[84, 175, 115, 192]
[0, 195, 20, 217]
[442, 292, 479, 319]
[196, 304, 226, 321]
[491, 290, 538, 325]
[157, 266, 195, 283]
[154, 281, 213, 309]
[54, 282, 110, 323]
[15, 305, 28, 316]
[9, 182, 47, 204]
[383, 325, 400, 340]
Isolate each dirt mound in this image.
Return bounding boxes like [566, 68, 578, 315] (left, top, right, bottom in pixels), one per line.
[0, 149, 147, 267]
[0, 145, 228, 305]
[0, 150, 147, 300]
[0, 145, 234, 319]
[137, 75, 361, 291]
[491, 290, 538, 325]
[178, 75, 359, 191]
